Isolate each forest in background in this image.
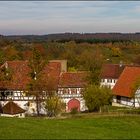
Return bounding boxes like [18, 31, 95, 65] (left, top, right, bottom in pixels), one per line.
[0, 33, 140, 71]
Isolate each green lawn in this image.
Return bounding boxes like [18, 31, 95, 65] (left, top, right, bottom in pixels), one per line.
[0, 115, 140, 139]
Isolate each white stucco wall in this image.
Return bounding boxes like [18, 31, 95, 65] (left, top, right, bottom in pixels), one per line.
[0, 88, 87, 115]
[0, 113, 25, 118]
[101, 78, 117, 89]
[58, 87, 87, 112]
[112, 88, 140, 108]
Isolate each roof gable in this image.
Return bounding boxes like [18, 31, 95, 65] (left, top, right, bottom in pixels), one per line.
[113, 66, 140, 97]
[101, 64, 125, 79]
[2, 101, 25, 115]
[0, 60, 62, 90]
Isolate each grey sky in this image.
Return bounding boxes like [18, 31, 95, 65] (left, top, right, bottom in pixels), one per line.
[0, 1, 140, 35]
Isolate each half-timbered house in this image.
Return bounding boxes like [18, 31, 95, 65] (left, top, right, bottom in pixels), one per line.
[100, 64, 125, 89]
[0, 60, 63, 115]
[1, 59, 139, 115]
[58, 72, 87, 112]
[112, 66, 140, 107]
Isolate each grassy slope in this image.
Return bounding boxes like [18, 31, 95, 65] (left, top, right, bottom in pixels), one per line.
[0, 116, 140, 139]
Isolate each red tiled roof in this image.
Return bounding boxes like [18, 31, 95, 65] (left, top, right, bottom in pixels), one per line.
[59, 72, 87, 87]
[113, 66, 140, 97]
[0, 61, 61, 90]
[0, 60, 30, 90]
[101, 64, 125, 79]
[2, 101, 25, 115]
[43, 62, 61, 89]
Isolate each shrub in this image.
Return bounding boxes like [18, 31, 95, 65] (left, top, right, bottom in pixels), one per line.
[45, 94, 66, 117]
[70, 107, 78, 115]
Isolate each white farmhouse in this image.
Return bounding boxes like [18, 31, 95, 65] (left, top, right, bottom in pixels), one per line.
[58, 72, 87, 112]
[101, 64, 125, 89]
[0, 60, 63, 115]
[112, 66, 140, 107]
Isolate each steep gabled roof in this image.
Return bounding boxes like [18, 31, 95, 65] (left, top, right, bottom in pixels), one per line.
[2, 101, 25, 115]
[43, 62, 61, 89]
[59, 72, 87, 88]
[113, 66, 140, 97]
[101, 64, 125, 79]
[0, 60, 62, 90]
[0, 60, 30, 90]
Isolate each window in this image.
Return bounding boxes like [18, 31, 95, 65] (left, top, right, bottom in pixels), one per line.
[63, 89, 68, 94]
[71, 88, 76, 94]
[107, 79, 112, 83]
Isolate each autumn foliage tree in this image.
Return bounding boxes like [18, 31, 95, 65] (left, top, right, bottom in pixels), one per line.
[82, 48, 112, 112]
[44, 74, 65, 117]
[5, 46, 20, 60]
[27, 47, 64, 117]
[0, 64, 13, 88]
[133, 55, 140, 65]
[0, 63, 13, 100]
[45, 92, 65, 117]
[0, 49, 5, 65]
[27, 47, 47, 116]
[85, 48, 103, 85]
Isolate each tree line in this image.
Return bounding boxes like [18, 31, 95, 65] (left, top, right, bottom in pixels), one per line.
[0, 39, 140, 70]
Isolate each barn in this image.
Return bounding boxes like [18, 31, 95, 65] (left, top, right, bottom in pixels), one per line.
[58, 72, 87, 112]
[113, 66, 140, 107]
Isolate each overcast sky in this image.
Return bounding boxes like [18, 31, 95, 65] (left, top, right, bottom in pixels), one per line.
[0, 1, 140, 35]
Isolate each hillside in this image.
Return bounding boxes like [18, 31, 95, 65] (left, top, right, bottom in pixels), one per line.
[0, 33, 140, 70]
[2, 33, 140, 43]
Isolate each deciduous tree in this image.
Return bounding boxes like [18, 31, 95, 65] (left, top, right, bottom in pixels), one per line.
[45, 92, 65, 117]
[27, 47, 47, 116]
[133, 55, 140, 65]
[0, 64, 13, 100]
[83, 84, 112, 112]
[85, 48, 103, 86]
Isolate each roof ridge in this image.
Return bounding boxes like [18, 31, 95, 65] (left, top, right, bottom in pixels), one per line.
[62, 71, 86, 74]
[125, 65, 140, 68]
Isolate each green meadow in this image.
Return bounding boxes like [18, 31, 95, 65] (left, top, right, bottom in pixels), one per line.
[0, 115, 140, 139]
